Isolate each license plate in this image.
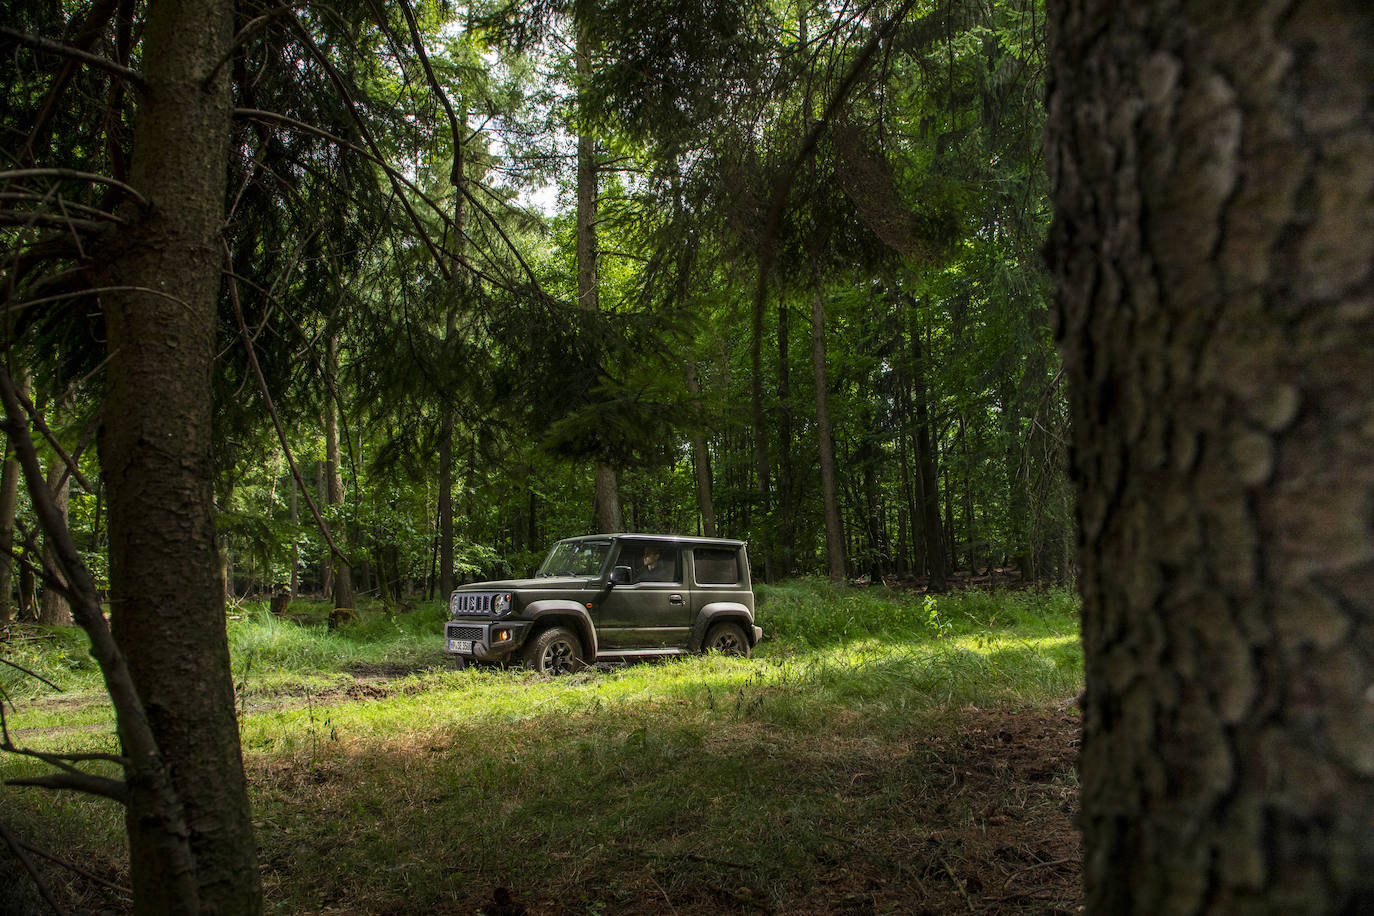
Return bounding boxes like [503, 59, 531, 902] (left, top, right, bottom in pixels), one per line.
[447, 639, 473, 654]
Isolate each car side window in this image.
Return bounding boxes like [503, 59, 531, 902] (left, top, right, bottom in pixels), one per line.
[629, 541, 679, 584]
[693, 547, 740, 585]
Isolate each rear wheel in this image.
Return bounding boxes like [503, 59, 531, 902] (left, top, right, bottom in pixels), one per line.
[704, 621, 750, 657]
[523, 626, 585, 675]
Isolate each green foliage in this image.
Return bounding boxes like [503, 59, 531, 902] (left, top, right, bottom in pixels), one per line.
[0, 626, 100, 702]
[758, 578, 1077, 649]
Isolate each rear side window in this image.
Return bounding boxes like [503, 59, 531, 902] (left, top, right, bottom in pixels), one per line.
[694, 547, 740, 585]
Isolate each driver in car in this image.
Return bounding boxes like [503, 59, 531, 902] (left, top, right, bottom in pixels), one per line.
[638, 545, 673, 582]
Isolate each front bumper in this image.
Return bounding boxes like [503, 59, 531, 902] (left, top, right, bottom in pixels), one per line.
[444, 619, 532, 661]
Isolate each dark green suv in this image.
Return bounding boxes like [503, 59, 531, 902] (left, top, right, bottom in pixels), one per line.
[443, 534, 760, 674]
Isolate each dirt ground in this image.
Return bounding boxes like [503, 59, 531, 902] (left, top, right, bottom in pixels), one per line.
[810, 705, 1083, 915]
[509, 705, 1085, 916]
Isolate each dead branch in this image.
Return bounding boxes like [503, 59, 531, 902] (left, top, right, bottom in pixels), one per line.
[14, 833, 131, 897]
[0, 25, 143, 87]
[0, 192, 127, 223]
[4, 284, 192, 316]
[7, 772, 128, 804]
[0, 656, 61, 692]
[222, 241, 349, 566]
[0, 819, 68, 916]
[0, 169, 148, 207]
[5, 387, 96, 494]
[0, 364, 187, 835]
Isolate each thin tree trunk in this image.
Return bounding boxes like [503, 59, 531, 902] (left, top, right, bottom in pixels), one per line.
[0, 372, 27, 622]
[97, 0, 261, 909]
[688, 362, 717, 536]
[776, 302, 793, 573]
[812, 288, 846, 580]
[438, 315, 456, 597]
[1049, 1, 1374, 911]
[574, 22, 622, 533]
[317, 460, 331, 595]
[38, 456, 71, 625]
[750, 290, 773, 578]
[289, 472, 298, 596]
[910, 322, 946, 591]
[324, 332, 353, 614]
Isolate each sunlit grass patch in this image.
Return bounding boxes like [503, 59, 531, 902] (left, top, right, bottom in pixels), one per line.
[1, 581, 1084, 914]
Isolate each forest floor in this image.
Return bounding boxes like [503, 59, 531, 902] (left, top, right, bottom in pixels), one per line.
[1, 584, 1084, 914]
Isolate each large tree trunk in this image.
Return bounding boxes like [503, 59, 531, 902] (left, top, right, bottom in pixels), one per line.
[97, 0, 261, 911]
[812, 289, 846, 580]
[1048, 1, 1374, 911]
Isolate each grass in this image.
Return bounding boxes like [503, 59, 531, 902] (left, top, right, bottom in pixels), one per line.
[0, 581, 1084, 914]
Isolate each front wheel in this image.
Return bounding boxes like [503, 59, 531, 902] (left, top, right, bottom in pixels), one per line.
[523, 626, 585, 675]
[704, 621, 750, 657]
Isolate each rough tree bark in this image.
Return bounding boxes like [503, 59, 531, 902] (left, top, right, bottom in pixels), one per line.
[574, 22, 623, 534]
[96, 0, 261, 911]
[0, 372, 26, 623]
[37, 456, 71, 625]
[910, 321, 946, 591]
[1048, 1, 1374, 911]
[687, 362, 717, 536]
[812, 290, 846, 580]
[324, 330, 354, 617]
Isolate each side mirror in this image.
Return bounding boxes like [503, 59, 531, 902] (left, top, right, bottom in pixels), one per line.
[609, 565, 634, 586]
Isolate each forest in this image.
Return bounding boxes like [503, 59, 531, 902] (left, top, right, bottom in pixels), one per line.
[2, 0, 1372, 914]
[1, 0, 1065, 618]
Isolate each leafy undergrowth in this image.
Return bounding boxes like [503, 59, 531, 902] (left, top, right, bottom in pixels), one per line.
[0, 582, 1083, 914]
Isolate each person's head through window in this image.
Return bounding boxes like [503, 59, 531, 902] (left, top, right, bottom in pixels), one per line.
[639, 545, 670, 581]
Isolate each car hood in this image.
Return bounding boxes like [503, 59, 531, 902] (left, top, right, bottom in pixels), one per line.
[454, 576, 595, 592]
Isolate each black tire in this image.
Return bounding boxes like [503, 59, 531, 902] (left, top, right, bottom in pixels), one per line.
[523, 626, 585, 675]
[704, 621, 750, 657]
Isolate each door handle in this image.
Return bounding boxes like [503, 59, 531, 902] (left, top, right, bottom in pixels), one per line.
[668, 594, 684, 606]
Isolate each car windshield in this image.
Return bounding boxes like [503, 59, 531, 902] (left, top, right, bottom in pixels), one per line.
[535, 539, 613, 578]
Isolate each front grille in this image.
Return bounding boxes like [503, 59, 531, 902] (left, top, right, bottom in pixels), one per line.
[446, 624, 484, 641]
[451, 592, 508, 615]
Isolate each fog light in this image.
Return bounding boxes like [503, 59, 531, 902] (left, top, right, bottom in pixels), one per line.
[493, 628, 512, 642]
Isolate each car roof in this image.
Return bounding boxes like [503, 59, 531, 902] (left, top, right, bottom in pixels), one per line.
[555, 533, 747, 548]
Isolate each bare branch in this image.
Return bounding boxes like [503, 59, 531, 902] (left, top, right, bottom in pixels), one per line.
[0, 169, 148, 207]
[222, 241, 349, 565]
[3, 285, 191, 316]
[13, 833, 131, 897]
[0, 192, 127, 223]
[7, 772, 128, 803]
[5, 387, 96, 494]
[0, 25, 143, 86]
[0, 656, 61, 692]
[0, 820, 68, 916]
[0, 211, 107, 233]
[0, 365, 165, 773]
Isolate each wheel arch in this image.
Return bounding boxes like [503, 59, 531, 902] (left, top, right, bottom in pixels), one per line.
[689, 602, 756, 653]
[523, 600, 598, 660]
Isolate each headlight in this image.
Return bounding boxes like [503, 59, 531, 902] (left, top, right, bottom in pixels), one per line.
[494, 593, 513, 615]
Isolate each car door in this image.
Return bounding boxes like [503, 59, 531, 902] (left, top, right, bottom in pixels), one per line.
[595, 541, 692, 648]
